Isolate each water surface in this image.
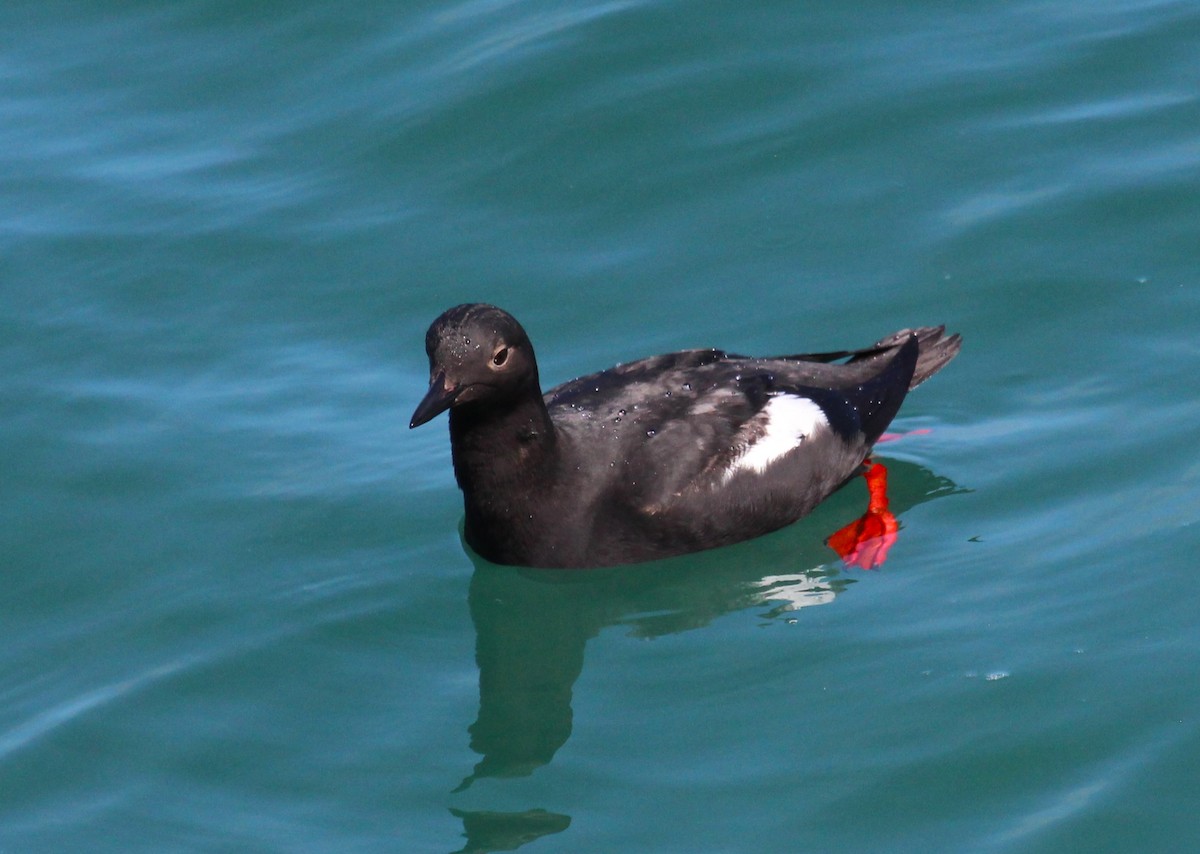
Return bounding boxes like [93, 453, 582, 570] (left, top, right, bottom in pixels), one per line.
[3, 0, 1199, 851]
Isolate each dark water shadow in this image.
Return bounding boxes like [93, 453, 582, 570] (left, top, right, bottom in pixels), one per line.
[447, 459, 960, 852]
[448, 807, 571, 854]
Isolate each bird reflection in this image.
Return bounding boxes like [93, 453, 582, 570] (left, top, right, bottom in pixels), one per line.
[448, 808, 570, 854]
[448, 458, 960, 852]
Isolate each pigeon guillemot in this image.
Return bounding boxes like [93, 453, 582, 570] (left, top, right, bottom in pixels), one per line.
[410, 304, 961, 568]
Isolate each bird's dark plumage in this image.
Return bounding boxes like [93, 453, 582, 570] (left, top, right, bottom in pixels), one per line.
[411, 304, 961, 568]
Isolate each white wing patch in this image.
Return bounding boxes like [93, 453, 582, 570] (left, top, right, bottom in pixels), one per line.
[722, 394, 828, 482]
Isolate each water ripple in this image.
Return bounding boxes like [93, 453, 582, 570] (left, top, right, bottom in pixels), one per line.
[0, 657, 195, 762]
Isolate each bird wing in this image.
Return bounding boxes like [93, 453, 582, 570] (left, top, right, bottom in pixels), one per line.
[549, 358, 852, 513]
[544, 349, 732, 408]
[548, 353, 761, 493]
[547, 337, 922, 527]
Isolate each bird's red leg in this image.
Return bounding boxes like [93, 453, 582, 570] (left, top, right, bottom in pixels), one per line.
[876, 427, 930, 444]
[826, 460, 899, 569]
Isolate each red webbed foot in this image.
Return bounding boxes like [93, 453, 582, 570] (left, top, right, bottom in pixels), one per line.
[826, 461, 898, 569]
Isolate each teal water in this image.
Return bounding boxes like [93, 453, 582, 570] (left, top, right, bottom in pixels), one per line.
[4, 1, 1200, 851]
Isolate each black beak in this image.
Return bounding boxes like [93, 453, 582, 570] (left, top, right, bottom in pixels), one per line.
[410, 371, 459, 428]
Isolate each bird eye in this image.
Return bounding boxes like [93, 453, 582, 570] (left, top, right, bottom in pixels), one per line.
[491, 347, 510, 367]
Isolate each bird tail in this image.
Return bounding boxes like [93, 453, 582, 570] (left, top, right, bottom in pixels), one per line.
[862, 326, 962, 389]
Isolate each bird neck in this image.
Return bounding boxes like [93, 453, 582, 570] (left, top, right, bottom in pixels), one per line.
[447, 389, 561, 564]
[448, 389, 557, 491]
